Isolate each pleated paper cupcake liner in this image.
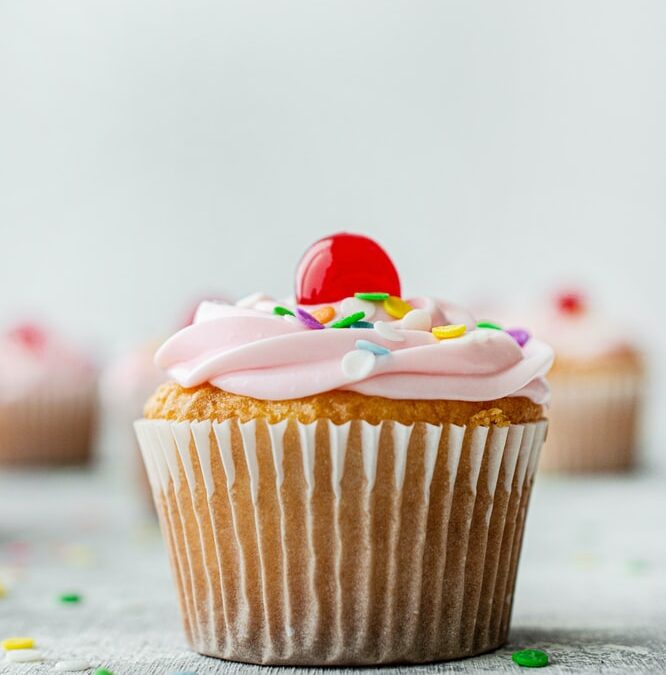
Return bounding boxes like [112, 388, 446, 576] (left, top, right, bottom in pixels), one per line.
[0, 383, 97, 466]
[540, 372, 642, 473]
[135, 415, 547, 666]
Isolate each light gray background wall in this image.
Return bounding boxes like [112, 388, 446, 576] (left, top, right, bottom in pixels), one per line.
[1, 1, 665, 454]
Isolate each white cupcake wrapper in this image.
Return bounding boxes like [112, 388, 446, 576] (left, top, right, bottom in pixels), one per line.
[0, 383, 97, 465]
[135, 416, 546, 666]
[541, 372, 642, 472]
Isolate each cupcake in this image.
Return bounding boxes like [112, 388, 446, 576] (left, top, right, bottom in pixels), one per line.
[101, 342, 167, 500]
[134, 233, 553, 665]
[0, 323, 98, 466]
[530, 291, 644, 472]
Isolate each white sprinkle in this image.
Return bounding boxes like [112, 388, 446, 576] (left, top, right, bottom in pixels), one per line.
[472, 329, 491, 344]
[341, 296, 376, 320]
[5, 649, 43, 663]
[55, 660, 91, 671]
[236, 291, 269, 308]
[374, 321, 404, 342]
[341, 349, 376, 380]
[401, 308, 432, 331]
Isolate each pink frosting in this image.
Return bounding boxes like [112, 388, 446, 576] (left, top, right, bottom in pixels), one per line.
[0, 324, 97, 402]
[155, 296, 553, 405]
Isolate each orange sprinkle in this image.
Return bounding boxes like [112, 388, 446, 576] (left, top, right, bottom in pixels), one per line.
[312, 306, 335, 324]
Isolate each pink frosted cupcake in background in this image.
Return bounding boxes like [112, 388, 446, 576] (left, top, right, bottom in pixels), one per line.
[101, 297, 229, 502]
[0, 323, 98, 466]
[529, 291, 645, 472]
[101, 341, 167, 501]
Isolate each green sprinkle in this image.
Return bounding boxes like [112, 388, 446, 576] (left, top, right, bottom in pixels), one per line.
[94, 669, 114, 675]
[350, 321, 374, 329]
[476, 321, 503, 330]
[354, 292, 389, 302]
[331, 311, 365, 328]
[626, 558, 649, 574]
[273, 306, 295, 317]
[59, 593, 81, 604]
[511, 649, 549, 668]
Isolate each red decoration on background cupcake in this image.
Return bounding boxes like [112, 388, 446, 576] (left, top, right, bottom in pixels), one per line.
[296, 233, 401, 305]
[556, 291, 586, 316]
[8, 323, 47, 352]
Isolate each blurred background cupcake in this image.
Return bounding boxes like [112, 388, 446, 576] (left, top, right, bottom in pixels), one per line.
[0, 322, 98, 466]
[100, 341, 166, 503]
[99, 297, 228, 504]
[529, 291, 645, 473]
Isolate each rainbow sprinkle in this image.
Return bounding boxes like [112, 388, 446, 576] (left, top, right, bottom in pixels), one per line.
[355, 339, 390, 356]
[432, 324, 466, 340]
[273, 306, 294, 317]
[296, 308, 325, 330]
[311, 306, 335, 324]
[506, 328, 531, 347]
[383, 296, 412, 319]
[331, 311, 365, 328]
[355, 292, 389, 301]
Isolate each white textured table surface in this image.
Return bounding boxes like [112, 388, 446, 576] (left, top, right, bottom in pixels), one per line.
[0, 468, 665, 674]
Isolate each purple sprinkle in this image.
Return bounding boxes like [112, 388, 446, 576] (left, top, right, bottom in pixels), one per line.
[506, 328, 531, 347]
[296, 307, 325, 330]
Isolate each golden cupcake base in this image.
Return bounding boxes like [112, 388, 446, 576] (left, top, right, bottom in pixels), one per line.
[136, 413, 546, 665]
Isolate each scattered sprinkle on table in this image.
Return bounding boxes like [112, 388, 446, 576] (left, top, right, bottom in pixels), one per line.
[55, 659, 92, 671]
[511, 649, 549, 668]
[506, 328, 531, 347]
[332, 311, 365, 328]
[354, 292, 389, 301]
[373, 321, 404, 342]
[2, 637, 34, 651]
[383, 295, 412, 319]
[432, 324, 466, 340]
[476, 320, 502, 330]
[273, 305, 294, 317]
[350, 320, 374, 329]
[311, 305, 335, 324]
[296, 307, 324, 330]
[355, 339, 391, 356]
[93, 669, 114, 675]
[341, 349, 375, 380]
[0, 582, 5, 598]
[5, 649, 43, 663]
[59, 592, 82, 604]
[626, 558, 649, 574]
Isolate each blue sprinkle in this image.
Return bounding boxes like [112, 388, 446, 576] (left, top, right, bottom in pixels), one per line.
[350, 321, 374, 329]
[355, 339, 391, 356]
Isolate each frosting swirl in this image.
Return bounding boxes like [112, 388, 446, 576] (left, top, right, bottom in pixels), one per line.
[155, 296, 554, 404]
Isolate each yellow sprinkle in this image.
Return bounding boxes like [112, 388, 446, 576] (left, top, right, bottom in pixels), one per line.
[2, 637, 35, 651]
[311, 305, 335, 324]
[432, 324, 466, 340]
[383, 296, 412, 319]
[0, 582, 5, 598]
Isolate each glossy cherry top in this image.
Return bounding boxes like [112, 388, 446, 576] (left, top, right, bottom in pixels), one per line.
[295, 233, 401, 305]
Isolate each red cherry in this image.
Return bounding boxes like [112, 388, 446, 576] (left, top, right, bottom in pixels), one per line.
[9, 323, 47, 351]
[556, 291, 586, 315]
[296, 233, 401, 305]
